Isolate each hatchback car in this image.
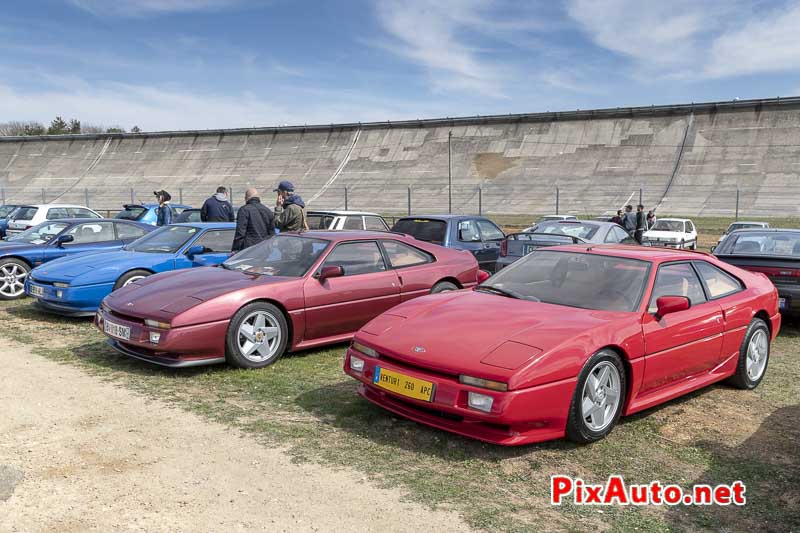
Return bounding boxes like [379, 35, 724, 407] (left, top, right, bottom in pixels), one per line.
[115, 203, 192, 226]
[643, 218, 698, 249]
[6, 204, 103, 236]
[306, 211, 389, 231]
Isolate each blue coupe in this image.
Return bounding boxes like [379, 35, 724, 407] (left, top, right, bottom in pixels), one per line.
[115, 203, 192, 226]
[0, 218, 153, 300]
[26, 222, 236, 316]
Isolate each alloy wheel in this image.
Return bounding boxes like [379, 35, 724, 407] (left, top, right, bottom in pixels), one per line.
[237, 310, 282, 363]
[746, 329, 768, 381]
[0, 263, 28, 298]
[580, 361, 622, 432]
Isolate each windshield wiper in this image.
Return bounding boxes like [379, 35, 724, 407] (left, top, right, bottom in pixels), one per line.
[476, 285, 540, 302]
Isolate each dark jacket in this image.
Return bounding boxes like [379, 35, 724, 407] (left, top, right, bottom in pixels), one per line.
[233, 197, 275, 252]
[274, 194, 307, 232]
[611, 215, 624, 226]
[156, 204, 172, 226]
[635, 211, 647, 232]
[201, 193, 235, 222]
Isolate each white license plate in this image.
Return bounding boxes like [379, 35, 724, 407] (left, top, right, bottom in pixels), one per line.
[29, 284, 44, 297]
[779, 298, 787, 310]
[104, 319, 131, 341]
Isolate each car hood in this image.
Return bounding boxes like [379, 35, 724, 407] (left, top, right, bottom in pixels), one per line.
[0, 241, 39, 254]
[107, 267, 294, 317]
[643, 230, 683, 239]
[32, 250, 174, 283]
[360, 290, 628, 379]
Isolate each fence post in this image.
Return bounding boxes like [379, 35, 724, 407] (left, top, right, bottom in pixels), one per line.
[639, 187, 643, 206]
[448, 130, 453, 214]
[130, 188, 134, 204]
[478, 185, 483, 216]
[735, 188, 740, 221]
[84, 188, 89, 207]
[344, 186, 348, 210]
[1, 188, 5, 205]
[179, 188, 183, 205]
[407, 186, 411, 216]
[41, 188, 46, 203]
[556, 187, 560, 215]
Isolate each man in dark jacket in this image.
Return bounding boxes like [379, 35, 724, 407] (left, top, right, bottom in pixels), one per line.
[201, 186, 235, 222]
[232, 188, 275, 252]
[154, 190, 172, 226]
[274, 181, 307, 232]
[611, 210, 624, 226]
[634, 204, 647, 244]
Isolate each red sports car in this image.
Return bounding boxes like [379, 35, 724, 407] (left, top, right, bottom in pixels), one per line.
[95, 231, 484, 368]
[344, 245, 781, 445]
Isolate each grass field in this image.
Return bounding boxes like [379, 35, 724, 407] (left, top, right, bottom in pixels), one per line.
[3, 217, 799, 532]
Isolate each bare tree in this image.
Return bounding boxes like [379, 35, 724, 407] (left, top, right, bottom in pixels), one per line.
[81, 123, 107, 133]
[0, 121, 45, 136]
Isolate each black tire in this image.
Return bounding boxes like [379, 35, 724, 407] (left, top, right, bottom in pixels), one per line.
[727, 318, 770, 390]
[565, 349, 627, 444]
[690, 242, 697, 250]
[113, 269, 152, 291]
[0, 258, 31, 300]
[431, 281, 459, 294]
[225, 302, 289, 369]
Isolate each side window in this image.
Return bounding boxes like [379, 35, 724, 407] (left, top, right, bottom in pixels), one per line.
[457, 220, 481, 242]
[694, 262, 742, 299]
[323, 241, 387, 276]
[66, 222, 116, 243]
[116, 223, 148, 240]
[365, 216, 388, 231]
[191, 230, 233, 253]
[476, 220, 504, 241]
[612, 226, 633, 243]
[686, 221, 695, 233]
[46, 208, 70, 220]
[648, 263, 707, 313]
[604, 228, 618, 243]
[68, 208, 100, 218]
[343, 216, 364, 230]
[381, 240, 433, 268]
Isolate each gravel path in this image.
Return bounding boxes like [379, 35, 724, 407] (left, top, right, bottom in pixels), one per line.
[0, 339, 469, 532]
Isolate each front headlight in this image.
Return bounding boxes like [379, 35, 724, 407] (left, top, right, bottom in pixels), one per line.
[351, 340, 378, 358]
[467, 392, 494, 412]
[53, 282, 69, 288]
[459, 375, 508, 391]
[144, 319, 171, 330]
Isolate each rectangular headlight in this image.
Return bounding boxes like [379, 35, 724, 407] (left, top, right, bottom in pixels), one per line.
[459, 375, 508, 391]
[349, 355, 365, 373]
[53, 282, 69, 288]
[467, 391, 494, 413]
[144, 319, 171, 330]
[351, 341, 378, 358]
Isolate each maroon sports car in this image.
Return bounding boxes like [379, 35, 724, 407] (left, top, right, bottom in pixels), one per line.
[96, 231, 484, 368]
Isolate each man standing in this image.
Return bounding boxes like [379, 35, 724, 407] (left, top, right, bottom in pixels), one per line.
[611, 210, 624, 226]
[232, 188, 275, 252]
[274, 181, 308, 232]
[634, 204, 647, 244]
[623, 204, 636, 235]
[200, 186, 235, 222]
[154, 190, 172, 226]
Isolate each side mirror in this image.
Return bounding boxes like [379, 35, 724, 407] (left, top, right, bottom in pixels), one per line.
[186, 245, 205, 260]
[318, 265, 344, 283]
[655, 296, 690, 319]
[56, 234, 74, 247]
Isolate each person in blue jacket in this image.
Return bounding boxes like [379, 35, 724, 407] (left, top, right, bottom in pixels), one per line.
[200, 186, 235, 222]
[154, 190, 172, 226]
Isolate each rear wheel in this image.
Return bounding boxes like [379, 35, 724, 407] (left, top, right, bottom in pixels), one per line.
[113, 269, 151, 290]
[225, 302, 288, 369]
[431, 281, 459, 294]
[0, 258, 30, 300]
[566, 349, 627, 444]
[728, 318, 770, 389]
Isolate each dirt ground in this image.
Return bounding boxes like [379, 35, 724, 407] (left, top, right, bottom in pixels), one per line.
[0, 338, 469, 533]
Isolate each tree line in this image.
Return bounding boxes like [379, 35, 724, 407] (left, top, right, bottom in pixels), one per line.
[0, 117, 141, 136]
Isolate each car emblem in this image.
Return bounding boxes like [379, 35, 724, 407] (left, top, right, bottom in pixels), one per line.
[412, 346, 426, 353]
[126, 302, 134, 307]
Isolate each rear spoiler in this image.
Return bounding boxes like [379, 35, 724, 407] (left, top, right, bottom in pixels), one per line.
[505, 232, 586, 244]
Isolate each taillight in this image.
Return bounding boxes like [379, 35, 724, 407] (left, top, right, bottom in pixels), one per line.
[477, 270, 491, 283]
[499, 239, 508, 257]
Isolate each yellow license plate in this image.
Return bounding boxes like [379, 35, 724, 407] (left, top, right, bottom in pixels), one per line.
[373, 367, 435, 402]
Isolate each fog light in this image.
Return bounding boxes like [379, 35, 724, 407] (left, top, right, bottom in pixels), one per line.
[349, 355, 365, 373]
[467, 391, 494, 413]
[149, 332, 161, 345]
[56, 290, 63, 298]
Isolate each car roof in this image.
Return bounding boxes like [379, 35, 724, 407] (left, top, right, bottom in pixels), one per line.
[307, 210, 383, 216]
[655, 218, 691, 222]
[171, 222, 236, 229]
[289, 230, 406, 242]
[729, 227, 800, 233]
[548, 243, 709, 262]
[123, 203, 191, 209]
[18, 204, 97, 209]
[32, 218, 150, 226]
[395, 214, 488, 221]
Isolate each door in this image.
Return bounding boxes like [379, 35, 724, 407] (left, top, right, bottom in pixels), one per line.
[42, 222, 121, 263]
[302, 241, 400, 340]
[476, 219, 505, 272]
[173, 229, 234, 268]
[115, 222, 150, 245]
[454, 219, 484, 265]
[641, 262, 723, 393]
[380, 239, 436, 302]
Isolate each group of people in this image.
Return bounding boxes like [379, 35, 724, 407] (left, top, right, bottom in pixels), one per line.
[610, 204, 656, 244]
[153, 180, 308, 252]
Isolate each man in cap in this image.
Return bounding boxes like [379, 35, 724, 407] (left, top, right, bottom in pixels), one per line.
[274, 180, 308, 232]
[154, 190, 172, 226]
[232, 187, 275, 252]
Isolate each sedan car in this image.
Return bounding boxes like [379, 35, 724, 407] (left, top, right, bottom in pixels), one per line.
[0, 219, 153, 300]
[643, 218, 698, 249]
[714, 221, 769, 249]
[713, 228, 800, 314]
[392, 215, 505, 272]
[95, 231, 484, 369]
[496, 220, 635, 270]
[26, 223, 235, 317]
[115, 203, 192, 226]
[6, 204, 103, 236]
[344, 245, 779, 445]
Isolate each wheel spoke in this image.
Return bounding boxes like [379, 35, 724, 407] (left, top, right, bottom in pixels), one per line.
[254, 314, 266, 330]
[255, 343, 273, 358]
[582, 396, 595, 415]
[597, 366, 611, 386]
[240, 323, 255, 342]
[262, 326, 279, 340]
[604, 386, 618, 404]
[241, 340, 257, 356]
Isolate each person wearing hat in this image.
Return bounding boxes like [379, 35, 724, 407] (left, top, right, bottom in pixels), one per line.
[154, 190, 172, 226]
[232, 187, 275, 252]
[274, 180, 308, 232]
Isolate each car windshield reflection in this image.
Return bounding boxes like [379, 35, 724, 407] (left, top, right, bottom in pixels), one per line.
[224, 235, 329, 277]
[7, 222, 70, 244]
[126, 226, 198, 254]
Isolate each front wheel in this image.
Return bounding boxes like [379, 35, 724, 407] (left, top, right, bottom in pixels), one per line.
[728, 318, 770, 389]
[113, 269, 151, 290]
[225, 302, 289, 369]
[566, 349, 627, 444]
[0, 258, 31, 300]
[431, 281, 459, 294]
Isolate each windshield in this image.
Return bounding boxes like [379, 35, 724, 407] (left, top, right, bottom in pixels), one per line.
[126, 225, 198, 253]
[480, 250, 650, 312]
[651, 220, 684, 232]
[0, 206, 18, 219]
[727, 223, 766, 233]
[223, 235, 329, 277]
[392, 219, 447, 244]
[530, 222, 598, 240]
[12, 206, 38, 221]
[116, 205, 148, 221]
[716, 231, 800, 257]
[7, 221, 69, 244]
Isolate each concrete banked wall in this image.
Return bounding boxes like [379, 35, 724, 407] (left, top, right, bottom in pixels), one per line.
[1, 97, 799, 217]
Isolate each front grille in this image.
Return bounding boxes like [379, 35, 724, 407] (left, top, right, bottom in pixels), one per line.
[377, 352, 457, 380]
[30, 278, 54, 286]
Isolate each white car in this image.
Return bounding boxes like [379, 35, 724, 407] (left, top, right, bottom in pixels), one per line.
[523, 214, 578, 232]
[643, 218, 698, 249]
[306, 210, 389, 231]
[6, 204, 103, 236]
[716, 221, 769, 246]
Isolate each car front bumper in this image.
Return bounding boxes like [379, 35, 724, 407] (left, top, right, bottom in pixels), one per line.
[25, 279, 114, 316]
[774, 284, 800, 314]
[344, 347, 575, 446]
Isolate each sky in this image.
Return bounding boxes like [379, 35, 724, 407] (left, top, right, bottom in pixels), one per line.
[1, 0, 800, 131]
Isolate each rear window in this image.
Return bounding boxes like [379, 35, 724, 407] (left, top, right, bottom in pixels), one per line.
[533, 221, 599, 240]
[307, 214, 334, 230]
[392, 219, 447, 245]
[116, 205, 147, 221]
[716, 231, 800, 257]
[0, 206, 18, 218]
[13, 207, 38, 220]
